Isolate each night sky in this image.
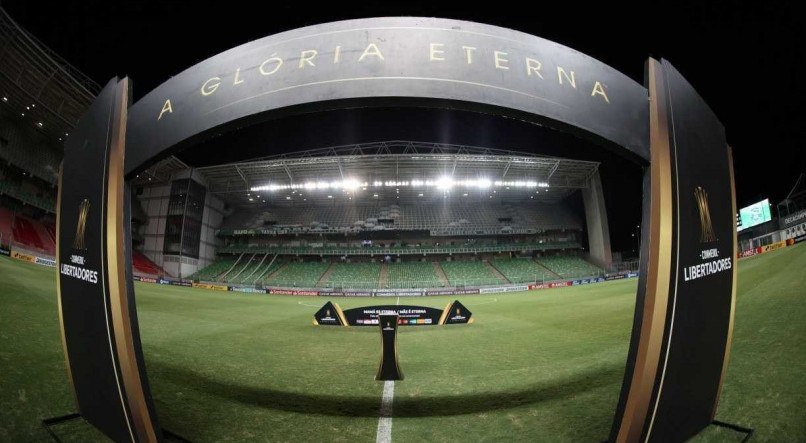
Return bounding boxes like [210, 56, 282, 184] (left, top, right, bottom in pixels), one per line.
[3, 0, 803, 253]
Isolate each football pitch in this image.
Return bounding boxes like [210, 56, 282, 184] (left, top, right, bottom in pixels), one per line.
[1, 245, 804, 442]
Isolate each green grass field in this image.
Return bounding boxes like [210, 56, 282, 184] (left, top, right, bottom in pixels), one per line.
[1, 245, 804, 441]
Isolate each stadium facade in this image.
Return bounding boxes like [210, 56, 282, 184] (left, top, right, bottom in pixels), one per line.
[130, 141, 615, 291]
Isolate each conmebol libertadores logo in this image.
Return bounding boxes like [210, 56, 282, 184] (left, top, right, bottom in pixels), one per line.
[73, 199, 90, 250]
[694, 187, 717, 243]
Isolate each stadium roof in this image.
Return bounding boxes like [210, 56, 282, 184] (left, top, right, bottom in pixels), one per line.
[195, 141, 599, 206]
[0, 8, 100, 143]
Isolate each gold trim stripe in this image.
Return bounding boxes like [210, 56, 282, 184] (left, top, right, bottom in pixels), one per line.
[333, 302, 349, 327]
[438, 301, 453, 325]
[105, 77, 158, 443]
[55, 163, 79, 409]
[616, 58, 674, 443]
[712, 146, 738, 418]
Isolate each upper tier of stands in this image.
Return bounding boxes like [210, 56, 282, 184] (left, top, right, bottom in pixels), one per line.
[0, 162, 56, 213]
[219, 202, 582, 236]
[0, 119, 61, 185]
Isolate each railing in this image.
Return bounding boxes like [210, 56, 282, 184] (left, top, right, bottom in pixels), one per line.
[217, 242, 581, 256]
[217, 225, 580, 236]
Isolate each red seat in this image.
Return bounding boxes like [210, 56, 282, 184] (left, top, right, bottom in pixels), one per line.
[0, 208, 12, 247]
[13, 216, 45, 251]
[132, 251, 164, 276]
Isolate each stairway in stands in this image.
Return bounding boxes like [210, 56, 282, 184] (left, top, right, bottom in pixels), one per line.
[379, 262, 389, 287]
[316, 263, 336, 286]
[433, 262, 450, 287]
[486, 261, 511, 284]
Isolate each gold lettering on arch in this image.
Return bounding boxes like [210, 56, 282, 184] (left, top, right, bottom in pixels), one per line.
[591, 81, 610, 103]
[260, 54, 283, 75]
[157, 99, 172, 121]
[358, 43, 384, 62]
[201, 77, 221, 96]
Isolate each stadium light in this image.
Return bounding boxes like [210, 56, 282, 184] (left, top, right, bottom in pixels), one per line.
[251, 176, 549, 193]
[1, 96, 7, 102]
[435, 176, 453, 190]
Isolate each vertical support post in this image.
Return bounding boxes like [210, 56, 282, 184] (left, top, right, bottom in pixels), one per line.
[610, 58, 675, 442]
[376, 313, 404, 381]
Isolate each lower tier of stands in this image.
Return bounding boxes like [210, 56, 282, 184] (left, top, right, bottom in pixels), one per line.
[538, 256, 604, 279]
[321, 262, 380, 289]
[1, 209, 54, 256]
[190, 254, 604, 289]
[492, 258, 555, 283]
[132, 252, 165, 277]
[264, 262, 330, 288]
[440, 260, 504, 286]
[386, 261, 443, 289]
[218, 241, 580, 256]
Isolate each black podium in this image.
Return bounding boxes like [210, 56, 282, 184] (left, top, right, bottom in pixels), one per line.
[375, 313, 404, 381]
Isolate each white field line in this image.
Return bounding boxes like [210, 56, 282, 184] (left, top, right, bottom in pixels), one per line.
[471, 298, 498, 306]
[376, 380, 395, 443]
[297, 301, 322, 308]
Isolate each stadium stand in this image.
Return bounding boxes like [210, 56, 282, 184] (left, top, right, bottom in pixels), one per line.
[218, 202, 582, 235]
[0, 163, 56, 212]
[0, 119, 61, 185]
[218, 241, 581, 256]
[264, 262, 330, 287]
[537, 256, 603, 279]
[321, 262, 381, 288]
[191, 257, 238, 281]
[132, 252, 164, 277]
[491, 257, 554, 283]
[0, 207, 13, 247]
[252, 256, 284, 284]
[386, 261, 443, 288]
[12, 216, 46, 253]
[440, 260, 504, 286]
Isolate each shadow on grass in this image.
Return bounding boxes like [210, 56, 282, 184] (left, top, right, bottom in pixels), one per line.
[150, 360, 623, 418]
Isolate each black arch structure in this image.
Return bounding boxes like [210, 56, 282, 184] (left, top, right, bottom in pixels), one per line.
[55, 18, 737, 442]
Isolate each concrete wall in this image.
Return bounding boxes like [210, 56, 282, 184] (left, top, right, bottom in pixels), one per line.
[134, 169, 224, 278]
